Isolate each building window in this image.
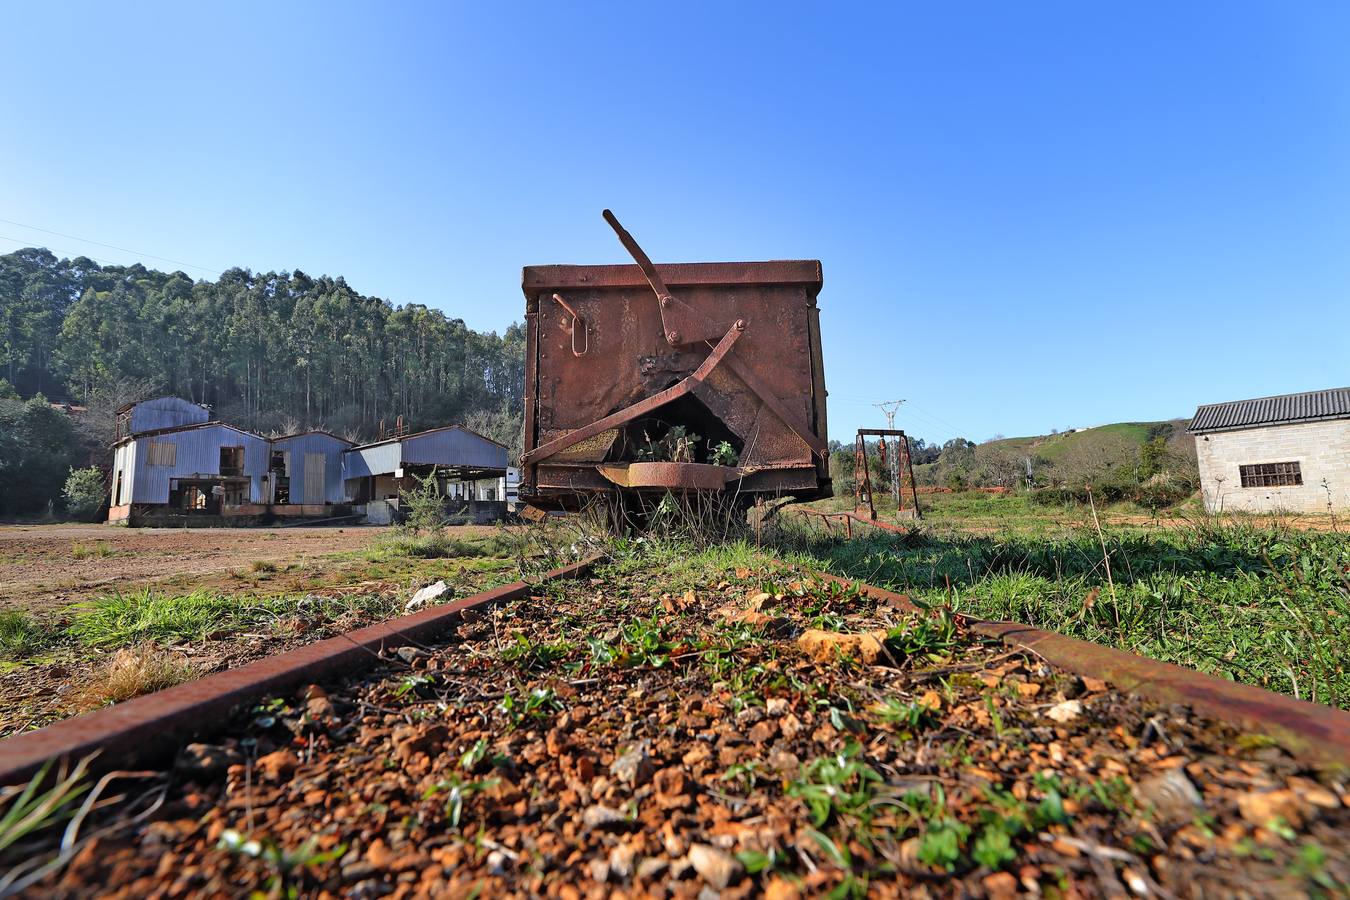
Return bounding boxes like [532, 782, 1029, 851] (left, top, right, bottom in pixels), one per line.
[146, 441, 177, 466]
[220, 446, 245, 477]
[1239, 462, 1302, 488]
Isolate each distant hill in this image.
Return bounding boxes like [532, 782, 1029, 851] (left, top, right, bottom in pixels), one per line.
[914, 419, 1196, 489]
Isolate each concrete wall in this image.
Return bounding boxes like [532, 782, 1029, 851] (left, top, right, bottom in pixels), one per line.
[126, 425, 271, 504]
[1195, 419, 1350, 513]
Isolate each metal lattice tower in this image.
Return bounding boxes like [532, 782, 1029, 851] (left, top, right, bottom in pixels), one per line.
[874, 400, 905, 506]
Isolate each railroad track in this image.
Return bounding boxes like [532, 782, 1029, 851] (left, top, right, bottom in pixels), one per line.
[2, 550, 1347, 897]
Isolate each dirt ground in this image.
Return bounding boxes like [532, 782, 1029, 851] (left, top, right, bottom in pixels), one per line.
[0, 524, 443, 613]
[19, 557, 1348, 897]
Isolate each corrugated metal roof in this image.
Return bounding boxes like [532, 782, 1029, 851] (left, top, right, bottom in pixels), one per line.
[351, 425, 507, 451]
[1189, 387, 1350, 433]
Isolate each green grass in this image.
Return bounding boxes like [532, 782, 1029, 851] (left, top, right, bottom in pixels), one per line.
[1003, 421, 1154, 464]
[361, 528, 521, 562]
[0, 611, 50, 661]
[804, 489, 1144, 534]
[69, 541, 115, 560]
[774, 517, 1350, 710]
[66, 589, 401, 648]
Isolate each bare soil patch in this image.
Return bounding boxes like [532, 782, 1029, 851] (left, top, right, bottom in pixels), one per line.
[0, 524, 492, 614]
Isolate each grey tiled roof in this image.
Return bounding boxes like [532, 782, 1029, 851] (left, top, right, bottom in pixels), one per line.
[1189, 387, 1350, 433]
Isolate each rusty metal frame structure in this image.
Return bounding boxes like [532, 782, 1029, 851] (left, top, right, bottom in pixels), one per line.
[520, 211, 830, 505]
[854, 428, 921, 522]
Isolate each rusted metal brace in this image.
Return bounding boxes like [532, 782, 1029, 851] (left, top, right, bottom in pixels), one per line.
[601, 209, 828, 460]
[520, 322, 745, 466]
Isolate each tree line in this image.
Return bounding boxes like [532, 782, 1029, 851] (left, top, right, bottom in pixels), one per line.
[0, 246, 526, 515]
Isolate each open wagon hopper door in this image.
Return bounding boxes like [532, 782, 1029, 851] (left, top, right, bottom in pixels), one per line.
[520, 210, 832, 512]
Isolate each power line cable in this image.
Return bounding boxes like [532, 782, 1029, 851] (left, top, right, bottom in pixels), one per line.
[0, 216, 222, 275]
[0, 234, 129, 270]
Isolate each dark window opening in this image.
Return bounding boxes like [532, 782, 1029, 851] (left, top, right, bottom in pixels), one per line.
[220, 446, 245, 477]
[1239, 462, 1302, 488]
[223, 482, 247, 507]
[270, 450, 290, 503]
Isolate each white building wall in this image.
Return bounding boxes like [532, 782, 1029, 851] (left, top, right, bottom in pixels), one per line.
[1194, 419, 1350, 513]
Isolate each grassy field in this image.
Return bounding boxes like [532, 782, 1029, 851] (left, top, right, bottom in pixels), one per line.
[0, 524, 583, 733]
[788, 492, 1350, 710]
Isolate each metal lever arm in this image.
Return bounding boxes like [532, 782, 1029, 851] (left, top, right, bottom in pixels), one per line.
[602, 209, 725, 346]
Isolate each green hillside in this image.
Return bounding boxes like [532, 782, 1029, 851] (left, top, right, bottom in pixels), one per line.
[912, 418, 1196, 491]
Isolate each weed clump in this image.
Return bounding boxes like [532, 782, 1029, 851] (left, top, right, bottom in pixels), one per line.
[375, 531, 479, 559]
[78, 644, 196, 707]
[0, 611, 50, 660]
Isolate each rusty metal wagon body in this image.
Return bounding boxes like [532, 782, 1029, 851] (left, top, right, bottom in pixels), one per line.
[518, 212, 831, 511]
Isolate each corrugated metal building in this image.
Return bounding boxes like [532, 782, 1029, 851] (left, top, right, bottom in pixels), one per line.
[344, 426, 509, 524]
[108, 399, 510, 525]
[115, 396, 210, 440]
[344, 426, 509, 502]
[109, 422, 271, 522]
[269, 431, 352, 511]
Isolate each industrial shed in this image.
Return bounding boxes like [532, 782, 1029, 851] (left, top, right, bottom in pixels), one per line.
[268, 430, 352, 514]
[343, 426, 509, 524]
[107, 398, 509, 526]
[1189, 387, 1350, 514]
[109, 422, 272, 524]
[114, 396, 210, 440]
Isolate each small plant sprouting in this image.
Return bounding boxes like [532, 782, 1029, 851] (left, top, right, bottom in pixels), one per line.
[917, 818, 970, 872]
[392, 674, 436, 700]
[501, 634, 571, 671]
[870, 697, 937, 734]
[787, 742, 884, 828]
[421, 775, 501, 828]
[216, 829, 346, 896]
[498, 686, 564, 726]
[709, 441, 740, 467]
[619, 616, 672, 668]
[970, 821, 1017, 869]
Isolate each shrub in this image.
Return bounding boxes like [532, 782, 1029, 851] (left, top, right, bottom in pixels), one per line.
[62, 467, 106, 521]
[400, 471, 447, 534]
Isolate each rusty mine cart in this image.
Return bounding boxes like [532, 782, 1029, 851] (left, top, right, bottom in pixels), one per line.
[518, 211, 832, 516]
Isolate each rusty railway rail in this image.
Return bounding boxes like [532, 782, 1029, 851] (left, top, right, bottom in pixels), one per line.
[3, 553, 1349, 791]
[0, 555, 601, 786]
[802, 568, 1350, 768]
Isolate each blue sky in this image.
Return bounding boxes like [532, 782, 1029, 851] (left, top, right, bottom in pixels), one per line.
[3, 2, 1348, 444]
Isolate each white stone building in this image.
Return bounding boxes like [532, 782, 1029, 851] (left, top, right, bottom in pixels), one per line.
[1189, 387, 1350, 514]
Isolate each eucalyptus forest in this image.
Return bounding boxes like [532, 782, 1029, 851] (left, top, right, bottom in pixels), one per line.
[0, 246, 525, 514]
